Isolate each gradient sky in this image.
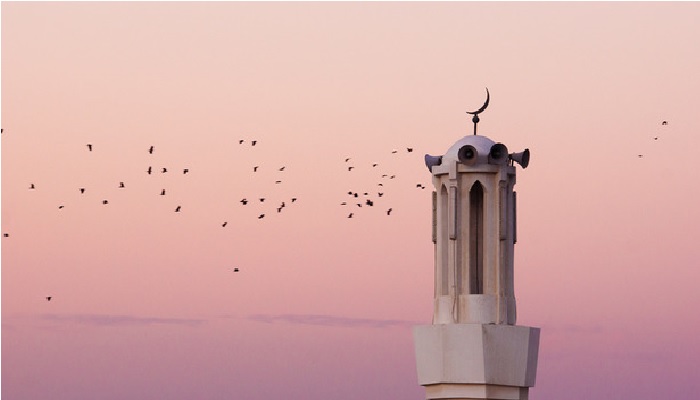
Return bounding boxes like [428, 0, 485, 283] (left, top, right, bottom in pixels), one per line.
[2, 2, 700, 399]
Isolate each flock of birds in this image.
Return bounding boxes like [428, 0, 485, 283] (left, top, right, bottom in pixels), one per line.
[2, 130, 429, 302]
[637, 120, 670, 158]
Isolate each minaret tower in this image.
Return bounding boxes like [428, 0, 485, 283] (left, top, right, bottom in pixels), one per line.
[414, 92, 540, 400]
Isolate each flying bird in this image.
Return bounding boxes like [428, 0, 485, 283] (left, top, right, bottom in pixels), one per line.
[416, 184, 425, 189]
[365, 199, 374, 206]
[291, 198, 297, 202]
[147, 166, 152, 175]
[80, 188, 85, 194]
[407, 148, 413, 152]
[348, 213, 354, 218]
[222, 222, 228, 227]
[253, 166, 259, 172]
[348, 167, 354, 171]
[3, 233, 8, 237]
[259, 198, 265, 202]
[148, 146, 154, 154]
[29, 183, 35, 190]
[161, 167, 167, 173]
[378, 192, 384, 197]
[258, 214, 265, 219]
[183, 168, 189, 174]
[58, 205, 65, 209]
[240, 198, 248, 205]
[345, 158, 351, 162]
[372, 163, 378, 167]
[233, 268, 239, 272]
[175, 206, 181, 212]
[638, 154, 644, 158]
[277, 207, 283, 213]
[341, 202, 347, 205]
[119, 182, 125, 188]
[102, 200, 108, 205]
[251, 140, 257, 146]
[662, 121, 668, 125]
[239, 140, 244, 144]
[279, 166, 285, 171]
[387, 208, 393, 215]
[87, 144, 93, 151]
[46, 296, 52, 301]
[391, 150, 398, 154]
[160, 189, 166, 195]
[275, 180, 282, 184]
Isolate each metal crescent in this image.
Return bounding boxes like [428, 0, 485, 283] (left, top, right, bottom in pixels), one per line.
[466, 87, 490, 115]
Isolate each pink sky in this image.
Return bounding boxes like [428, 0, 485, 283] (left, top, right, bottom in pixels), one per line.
[3, 2, 700, 399]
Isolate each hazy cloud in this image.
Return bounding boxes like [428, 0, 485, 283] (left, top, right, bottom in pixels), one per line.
[39, 313, 205, 327]
[248, 313, 419, 328]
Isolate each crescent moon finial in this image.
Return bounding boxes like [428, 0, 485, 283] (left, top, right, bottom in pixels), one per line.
[466, 87, 490, 135]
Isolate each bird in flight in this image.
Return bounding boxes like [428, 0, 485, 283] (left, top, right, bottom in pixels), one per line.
[341, 202, 347, 205]
[87, 144, 93, 151]
[160, 189, 166, 195]
[662, 121, 668, 125]
[365, 199, 374, 206]
[259, 198, 265, 202]
[161, 167, 167, 173]
[80, 188, 85, 194]
[233, 267, 239, 272]
[291, 198, 297, 202]
[407, 148, 413, 152]
[348, 213, 354, 218]
[3, 233, 8, 237]
[387, 208, 393, 215]
[175, 206, 181, 212]
[416, 184, 425, 189]
[148, 146, 154, 154]
[239, 140, 244, 144]
[29, 183, 35, 190]
[46, 296, 52, 301]
[119, 182, 125, 188]
[391, 149, 398, 154]
[348, 167, 354, 171]
[222, 222, 228, 227]
[147, 166, 152, 175]
[277, 207, 283, 213]
[102, 200, 108, 205]
[279, 166, 285, 171]
[638, 154, 644, 158]
[183, 168, 189, 174]
[258, 214, 265, 219]
[252, 140, 257, 146]
[58, 205, 65, 209]
[345, 158, 351, 162]
[378, 192, 384, 197]
[240, 198, 248, 205]
[275, 181, 282, 184]
[372, 163, 378, 167]
[253, 166, 259, 172]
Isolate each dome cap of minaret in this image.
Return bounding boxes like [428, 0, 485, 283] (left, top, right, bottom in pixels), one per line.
[425, 134, 514, 171]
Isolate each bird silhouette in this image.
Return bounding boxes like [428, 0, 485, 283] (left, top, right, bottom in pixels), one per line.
[638, 154, 644, 158]
[277, 207, 283, 213]
[378, 183, 384, 187]
[233, 267, 239, 272]
[175, 206, 181, 212]
[341, 202, 347, 205]
[372, 163, 378, 167]
[291, 198, 297, 202]
[253, 166, 259, 172]
[160, 189, 166, 195]
[148, 146, 154, 154]
[348, 213, 354, 218]
[387, 208, 393, 215]
[378, 192, 384, 197]
[239, 140, 244, 144]
[279, 166, 285, 171]
[416, 184, 425, 189]
[365, 199, 374, 206]
[240, 199, 248, 205]
[275, 181, 282, 184]
[353, 193, 358, 198]
[46, 296, 52, 301]
[258, 214, 265, 219]
[29, 184, 35, 190]
[3, 233, 8, 237]
[662, 121, 668, 125]
[252, 140, 257, 146]
[119, 182, 125, 188]
[222, 222, 228, 227]
[390, 175, 396, 179]
[161, 167, 167, 173]
[391, 149, 398, 154]
[183, 168, 189, 174]
[345, 158, 351, 162]
[654, 137, 659, 140]
[357, 204, 363, 208]
[102, 200, 108, 205]
[58, 205, 65, 209]
[259, 198, 265, 202]
[80, 188, 85, 194]
[407, 148, 413, 152]
[87, 144, 93, 151]
[147, 166, 152, 175]
[348, 167, 354, 171]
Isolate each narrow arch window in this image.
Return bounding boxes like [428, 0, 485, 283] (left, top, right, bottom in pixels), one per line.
[440, 185, 449, 295]
[469, 181, 484, 294]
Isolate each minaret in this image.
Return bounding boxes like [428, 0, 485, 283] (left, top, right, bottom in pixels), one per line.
[413, 96, 540, 400]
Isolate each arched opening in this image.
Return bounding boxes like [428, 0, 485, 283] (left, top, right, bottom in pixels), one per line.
[440, 185, 449, 295]
[469, 181, 484, 294]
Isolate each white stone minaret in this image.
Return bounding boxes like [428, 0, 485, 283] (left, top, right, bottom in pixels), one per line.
[413, 109, 540, 400]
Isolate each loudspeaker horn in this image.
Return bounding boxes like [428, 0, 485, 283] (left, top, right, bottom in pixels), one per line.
[488, 143, 509, 165]
[509, 148, 530, 169]
[424, 154, 443, 172]
[457, 145, 478, 166]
